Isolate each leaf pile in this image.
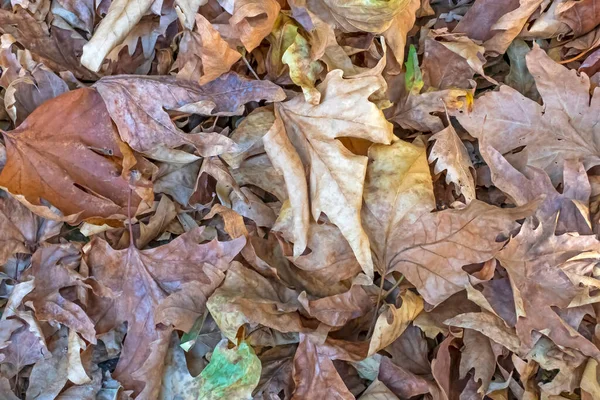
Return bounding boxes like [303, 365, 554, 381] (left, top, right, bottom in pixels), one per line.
[2, 0, 600, 399]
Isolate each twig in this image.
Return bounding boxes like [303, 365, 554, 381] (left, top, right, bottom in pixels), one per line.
[241, 52, 260, 80]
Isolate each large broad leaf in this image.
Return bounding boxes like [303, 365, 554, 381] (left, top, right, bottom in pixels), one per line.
[0, 88, 139, 223]
[456, 44, 600, 184]
[93, 72, 285, 159]
[84, 228, 245, 398]
[363, 139, 537, 306]
[263, 70, 395, 278]
[495, 218, 600, 359]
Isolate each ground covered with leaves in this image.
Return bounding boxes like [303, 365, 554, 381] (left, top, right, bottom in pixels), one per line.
[2, 0, 600, 399]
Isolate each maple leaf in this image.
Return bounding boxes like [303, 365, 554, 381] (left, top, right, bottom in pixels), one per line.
[457, 44, 600, 185]
[263, 70, 395, 278]
[0, 88, 140, 223]
[84, 228, 245, 398]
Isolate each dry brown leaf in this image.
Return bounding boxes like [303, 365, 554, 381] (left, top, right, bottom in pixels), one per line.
[456, 44, 600, 185]
[495, 218, 600, 359]
[299, 285, 372, 327]
[265, 70, 395, 278]
[217, 0, 281, 52]
[428, 122, 476, 203]
[84, 228, 245, 398]
[93, 73, 285, 159]
[174, 14, 241, 85]
[291, 333, 354, 399]
[0, 88, 140, 222]
[80, 0, 155, 72]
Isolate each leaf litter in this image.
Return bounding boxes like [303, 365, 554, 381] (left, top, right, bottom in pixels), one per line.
[2, 0, 600, 399]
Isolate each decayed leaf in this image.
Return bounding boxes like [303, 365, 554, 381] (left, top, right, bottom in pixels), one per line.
[93, 73, 285, 158]
[457, 44, 600, 184]
[254, 345, 296, 400]
[197, 339, 261, 400]
[557, 0, 600, 37]
[495, 218, 600, 359]
[174, 14, 242, 85]
[421, 37, 475, 90]
[159, 333, 202, 399]
[428, 122, 476, 203]
[0, 88, 140, 222]
[26, 327, 69, 399]
[84, 228, 245, 398]
[265, 70, 395, 278]
[291, 333, 354, 399]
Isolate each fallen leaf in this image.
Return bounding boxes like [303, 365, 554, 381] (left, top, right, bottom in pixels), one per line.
[265, 70, 395, 278]
[299, 285, 372, 327]
[456, 44, 600, 184]
[84, 228, 245, 397]
[428, 121, 476, 203]
[0, 88, 140, 222]
[93, 72, 285, 158]
[174, 14, 242, 85]
[291, 333, 354, 399]
[197, 339, 261, 399]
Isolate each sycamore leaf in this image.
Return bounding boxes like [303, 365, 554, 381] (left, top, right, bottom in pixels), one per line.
[382, 0, 420, 67]
[282, 31, 324, 105]
[84, 228, 245, 398]
[93, 73, 285, 159]
[557, 0, 600, 36]
[363, 139, 538, 305]
[206, 262, 307, 343]
[456, 44, 600, 185]
[291, 333, 354, 399]
[495, 217, 600, 359]
[0, 88, 140, 222]
[175, 0, 209, 30]
[217, 0, 281, 52]
[505, 39, 539, 101]
[174, 14, 242, 85]
[368, 291, 423, 355]
[264, 70, 395, 278]
[299, 285, 372, 327]
[253, 345, 296, 399]
[80, 0, 154, 72]
[428, 123, 476, 203]
[197, 339, 261, 400]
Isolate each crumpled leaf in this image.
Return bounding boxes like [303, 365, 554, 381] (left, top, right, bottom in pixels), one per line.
[291, 333, 354, 399]
[93, 72, 285, 158]
[282, 30, 324, 105]
[206, 262, 308, 343]
[80, 0, 155, 72]
[174, 14, 242, 85]
[0, 88, 140, 222]
[24, 244, 99, 343]
[84, 228, 245, 398]
[456, 43, 600, 185]
[428, 122, 476, 203]
[197, 339, 261, 400]
[0, 193, 61, 265]
[264, 70, 395, 278]
[0, 8, 97, 80]
[217, 0, 281, 52]
[495, 217, 600, 359]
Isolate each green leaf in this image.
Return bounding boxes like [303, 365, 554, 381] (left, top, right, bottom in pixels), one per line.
[197, 340, 261, 400]
[405, 44, 423, 95]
